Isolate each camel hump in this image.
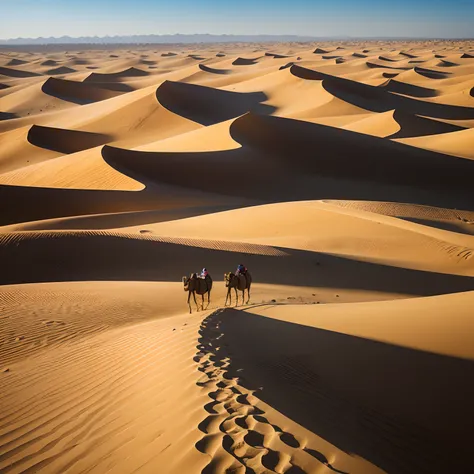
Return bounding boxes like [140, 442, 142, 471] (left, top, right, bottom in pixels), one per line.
[237, 272, 251, 290]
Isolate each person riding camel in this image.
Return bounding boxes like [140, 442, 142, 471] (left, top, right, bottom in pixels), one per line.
[236, 264, 247, 276]
[236, 263, 248, 286]
[200, 268, 209, 279]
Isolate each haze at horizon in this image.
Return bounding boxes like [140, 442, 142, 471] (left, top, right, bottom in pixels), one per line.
[1, 0, 473, 40]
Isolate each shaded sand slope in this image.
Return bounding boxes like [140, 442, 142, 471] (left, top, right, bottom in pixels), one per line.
[210, 292, 474, 473]
[1, 227, 474, 300]
[155, 80, 276, 125]
[102, 114, 474, 205]
[0, 181, 253, 226]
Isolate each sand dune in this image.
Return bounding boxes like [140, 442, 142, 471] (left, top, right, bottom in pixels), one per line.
[45, 66, 77, 75]
[155, 80, 274, 125]
[0, 125, 63, 173]
[0, 65, 42, 78]
[42, 77, 125, 104]
[84, 67, 150, 82]
[1, 41, 474, 474]
[396, 126, 474, 158]
[27, 124, 111, 152]
[344, 108, 465, 138]
[5, 58, 29, 66]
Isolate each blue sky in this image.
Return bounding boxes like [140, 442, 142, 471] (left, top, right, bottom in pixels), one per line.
[1, 0, 473, 39]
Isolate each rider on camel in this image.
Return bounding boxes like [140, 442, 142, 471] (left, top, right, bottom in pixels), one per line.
[236, 264, 247, 276]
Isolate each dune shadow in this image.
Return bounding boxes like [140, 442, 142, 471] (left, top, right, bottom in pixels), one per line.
[6, 58, 29, 67]
[290, 64, 474, 119]
[414, 66, 451, 79]
[1, 233, 474, 299]
[198, 64, 232, 75]
[232, 57, 260, 66]
[213, 309, 474, 473]
[102, 114, 474, 210]
[46, 66, 77, 75]
[41, 77, 123, 105]
[84, 67, 149, 83]
[27, 125, 111, 153]
[388, 110, 465, 138]
[0, 66, 41, 78]
[383, 79, 438, 98]
[366, 61, 410, 70]
[0, 111, 18, 121]
[155, 80, 276, 125]
[0, 184, 164, 226]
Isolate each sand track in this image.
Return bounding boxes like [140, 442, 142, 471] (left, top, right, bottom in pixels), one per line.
[1, 41, 474, 474]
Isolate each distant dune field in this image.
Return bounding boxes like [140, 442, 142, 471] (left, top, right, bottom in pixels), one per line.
[1, 41, 474, 474]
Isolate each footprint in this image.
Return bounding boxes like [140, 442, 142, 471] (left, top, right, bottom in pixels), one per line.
[42, 320, 65, 327]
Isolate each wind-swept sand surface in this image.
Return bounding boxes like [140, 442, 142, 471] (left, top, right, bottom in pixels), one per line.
[1, 40, 474, 474]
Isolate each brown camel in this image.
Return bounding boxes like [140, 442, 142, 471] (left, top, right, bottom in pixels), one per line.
[224, 271, 252, 306]
[182, 273, 212, 313]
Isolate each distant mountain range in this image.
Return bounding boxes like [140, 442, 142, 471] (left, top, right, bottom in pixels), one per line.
[0, 34, 353, 45]
[1, 34, 469, 46]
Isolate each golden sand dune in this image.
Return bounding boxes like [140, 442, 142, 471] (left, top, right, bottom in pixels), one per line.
[1, 41, 474, 474]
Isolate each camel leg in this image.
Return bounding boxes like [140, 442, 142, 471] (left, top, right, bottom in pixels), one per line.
[225, 288, 229, 306]
[207, 290, 211, 309]
[192, 291, 199, 311]
[201, 294, 205, 311]
[187, 292, 192, 314]
[247, 285, 251, 304]
[234, 288, 238, 307]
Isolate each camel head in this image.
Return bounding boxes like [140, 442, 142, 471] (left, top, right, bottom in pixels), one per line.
[184, 273, 198, 291]
[224, 272, 234, 287]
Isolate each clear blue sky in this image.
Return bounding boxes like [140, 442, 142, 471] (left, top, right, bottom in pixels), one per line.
[1, 0, 473, 39]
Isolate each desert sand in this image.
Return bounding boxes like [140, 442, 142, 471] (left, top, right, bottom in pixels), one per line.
[1, 40, 474, 474]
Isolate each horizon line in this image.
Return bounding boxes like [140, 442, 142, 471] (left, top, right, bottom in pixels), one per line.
[1, 33, 474, 43]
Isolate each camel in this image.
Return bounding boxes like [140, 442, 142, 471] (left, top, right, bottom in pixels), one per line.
[182, 273, 212, 314]
[224, 271, 252, 306]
